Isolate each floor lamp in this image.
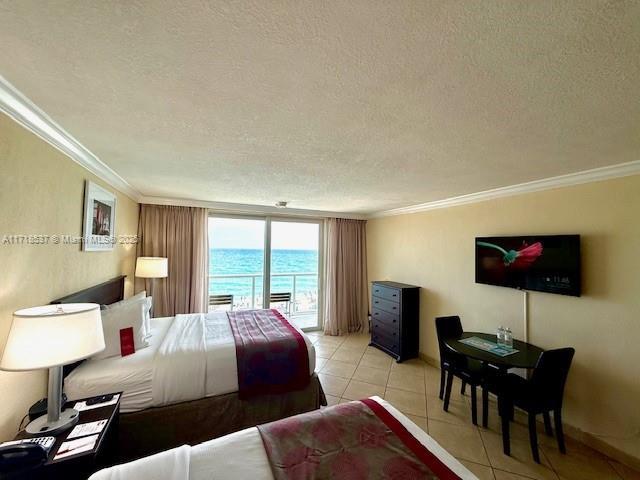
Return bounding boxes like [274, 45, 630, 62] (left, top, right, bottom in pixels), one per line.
[135, 257, 168, 315]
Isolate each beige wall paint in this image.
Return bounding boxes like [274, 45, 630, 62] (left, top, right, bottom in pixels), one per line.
[0, 113, 139, 440]
[367, 175, 640, 461]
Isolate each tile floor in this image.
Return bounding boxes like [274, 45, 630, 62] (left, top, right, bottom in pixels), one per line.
[307, 330, 640, 480]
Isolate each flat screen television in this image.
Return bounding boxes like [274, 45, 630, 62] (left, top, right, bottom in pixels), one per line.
[475, 235, 581, 297]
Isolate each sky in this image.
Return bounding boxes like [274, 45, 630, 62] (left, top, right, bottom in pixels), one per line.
[208, 218, 319, 250]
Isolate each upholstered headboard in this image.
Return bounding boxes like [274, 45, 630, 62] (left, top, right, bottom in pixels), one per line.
[51, 275, 126, 377]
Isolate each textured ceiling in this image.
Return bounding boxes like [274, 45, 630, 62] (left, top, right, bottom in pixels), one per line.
[1, 1, 639, 214]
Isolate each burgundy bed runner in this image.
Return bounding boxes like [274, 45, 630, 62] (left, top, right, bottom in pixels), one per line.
[228, 309, 309, 399]
[257, 399, 462, 480]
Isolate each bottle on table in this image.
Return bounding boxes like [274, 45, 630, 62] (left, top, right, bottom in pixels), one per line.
[504, 327, 513, 348]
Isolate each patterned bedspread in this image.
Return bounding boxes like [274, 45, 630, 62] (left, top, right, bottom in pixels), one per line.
[257, 398, 462, 480]
[228, 309, 310, 399]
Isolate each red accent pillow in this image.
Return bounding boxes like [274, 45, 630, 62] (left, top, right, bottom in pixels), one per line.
[120, 327, 136, 356]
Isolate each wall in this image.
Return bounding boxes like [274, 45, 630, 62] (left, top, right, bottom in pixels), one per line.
[367, 175, 640, 462]
[0, 113, 139, 440]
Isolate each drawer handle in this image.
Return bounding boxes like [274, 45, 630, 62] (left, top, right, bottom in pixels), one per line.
[374, 300, 379, 304]
[374, 312, 379, 316]
[393, 306, 397, 310]
[393, 319, 397, 323]
[392, 293, 397, 297]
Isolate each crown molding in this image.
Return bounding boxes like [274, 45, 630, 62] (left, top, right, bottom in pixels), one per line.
[139, 195, 368, 220]
[0, 75, 362, 219]
[370, 160, 640, 218]
[0, 75, 141, 201]
[4, 75, 637, 218]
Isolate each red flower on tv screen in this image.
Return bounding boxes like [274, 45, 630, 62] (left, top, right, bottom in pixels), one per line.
[511, 242, 543, 269]
[476, 240, 543, 270]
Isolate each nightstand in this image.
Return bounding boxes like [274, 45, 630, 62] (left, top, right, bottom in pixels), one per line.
[13, 392, 121, 480]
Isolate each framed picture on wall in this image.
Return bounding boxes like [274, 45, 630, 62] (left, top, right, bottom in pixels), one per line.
[82, 180, 117, 251]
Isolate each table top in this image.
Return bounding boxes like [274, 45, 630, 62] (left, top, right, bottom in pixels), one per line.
[444, 332, 544, 369]
[15, 392, 121, 466]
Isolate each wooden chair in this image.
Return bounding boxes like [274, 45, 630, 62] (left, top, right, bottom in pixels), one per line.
[209, 294, 234, 311]
[495, 347, 575, 463]
[269, 292, 292, 315]
[436, 316, 491, 425]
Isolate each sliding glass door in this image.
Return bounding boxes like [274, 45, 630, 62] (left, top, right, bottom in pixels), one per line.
[269, 220, 321, 329]
[208, 217, 266, 311]
[207, 215, 322, 330]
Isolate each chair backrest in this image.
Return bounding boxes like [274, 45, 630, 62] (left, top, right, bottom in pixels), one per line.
[270, 292, 291, 303]
[530, 347, 575, 408]
[435, 316, 463, 362]
[209, 294, 233, 306]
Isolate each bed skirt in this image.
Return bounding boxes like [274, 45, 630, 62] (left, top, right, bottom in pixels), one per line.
[117, 373, 326, 462]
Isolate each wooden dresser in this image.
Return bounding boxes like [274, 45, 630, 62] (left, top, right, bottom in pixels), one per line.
[370, 281, 420, 362]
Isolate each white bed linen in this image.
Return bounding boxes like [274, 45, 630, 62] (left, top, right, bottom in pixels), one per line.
[153, 313, 208, 405]
[89, 396, 477, 480]
[65, 312, 316, 412]
[64, 317, 173, 412]
[90, 445, 190, 480]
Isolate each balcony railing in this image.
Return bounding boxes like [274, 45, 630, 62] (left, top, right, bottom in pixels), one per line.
[208, 272, 318, 314]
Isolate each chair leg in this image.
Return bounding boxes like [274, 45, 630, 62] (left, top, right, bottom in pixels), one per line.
[461, 381, 467, 396]
[554, 409, 566, 454]
[470, 385, 478, 425]
[543, 411, 553, 436]
[500, 406, 511, 455]
[482, 386, 489, 428]
[499, 399, 511, 456]
[439, 369, 446, 400]
[443, 371, 454, 412]
[528, 412, 540, 463]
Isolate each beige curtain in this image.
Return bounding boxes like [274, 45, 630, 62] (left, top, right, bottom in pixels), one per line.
[323, 218, 368, 336]
[136, 205, 208, 317]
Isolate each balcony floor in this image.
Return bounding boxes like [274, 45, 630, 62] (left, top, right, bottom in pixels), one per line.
[289, 311, 320, 330]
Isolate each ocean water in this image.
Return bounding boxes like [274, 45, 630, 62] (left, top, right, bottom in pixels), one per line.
[208, 249, 318, 307]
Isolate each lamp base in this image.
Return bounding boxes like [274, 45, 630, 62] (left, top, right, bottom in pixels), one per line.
[25, 408, 79, 435]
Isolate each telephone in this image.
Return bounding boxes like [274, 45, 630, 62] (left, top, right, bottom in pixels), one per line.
[0, 443, 48, 476]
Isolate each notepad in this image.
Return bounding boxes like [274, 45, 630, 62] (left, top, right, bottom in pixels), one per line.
[67, 419, 107, 439]
[54, 434, 98, 460]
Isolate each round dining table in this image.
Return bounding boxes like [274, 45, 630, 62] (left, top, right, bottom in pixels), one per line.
[443, 332, 544, 370]
[443, 332, 545, 428]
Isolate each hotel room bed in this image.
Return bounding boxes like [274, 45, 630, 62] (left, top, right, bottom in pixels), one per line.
[54, 276, 324, 461]
[90, 397, 478, 480]
[64, 313, 316, 412]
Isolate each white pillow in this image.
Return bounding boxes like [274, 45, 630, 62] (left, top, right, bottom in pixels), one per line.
[106, 291, 152, 340]
[95, 300, 149, 359]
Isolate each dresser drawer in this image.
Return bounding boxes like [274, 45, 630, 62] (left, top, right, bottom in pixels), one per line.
[371, 307, 399, 328]
[372, 284, 401, 302]
[372, 330, 399, 354]
[372, 318, 399, 338]
[371, 296, 400, 315]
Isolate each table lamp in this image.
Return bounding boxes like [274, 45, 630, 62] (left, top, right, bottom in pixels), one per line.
[135, 257, 168, 311]
[0, 303, 104, 434]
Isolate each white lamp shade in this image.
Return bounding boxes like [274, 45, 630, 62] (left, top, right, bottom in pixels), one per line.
[0, 303, 104, 371]
[135, 257, 168, 278]
[0, 303, 105, 371]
